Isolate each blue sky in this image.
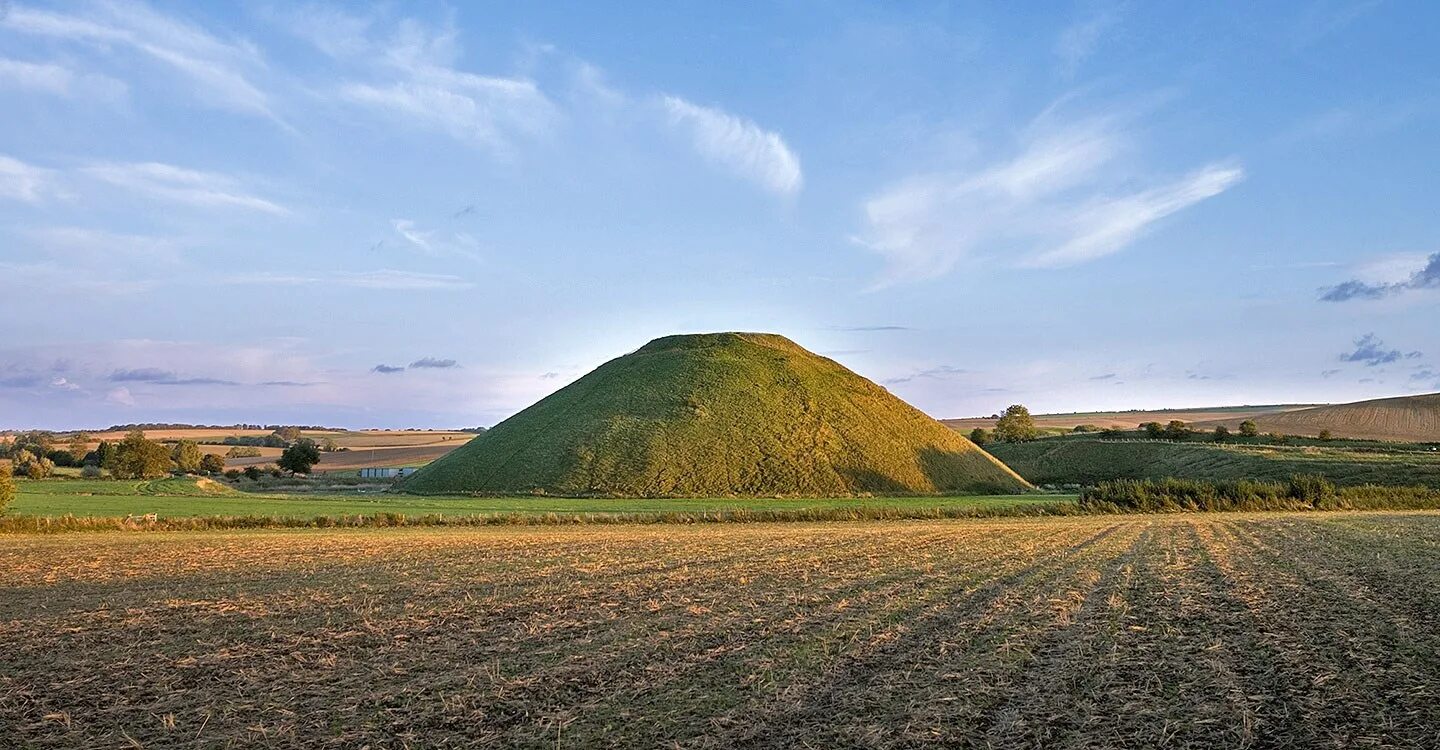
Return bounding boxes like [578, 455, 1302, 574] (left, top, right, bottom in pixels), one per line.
[2, 0, 1438, 430]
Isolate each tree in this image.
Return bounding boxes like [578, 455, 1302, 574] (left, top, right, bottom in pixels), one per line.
[199, 453, 226, 474]
[1213, 425, 1231, 442]
[1318, 429, 1334, 441]
[172, 440, 204, 473]
[994, 405, 1040, 443]
[93, 440, 116, 467]
[1239, 419, 1259, 438]
[0, 464, 13, 515]
[321, 437, 339, 452]
[14, 449, 55, 479]
[274, 426, 303, 443]
[108, 430, 172, 479]
[1163, 420, 1192, 441]
[278, 440, 321, 474]
[1142, 422, 1164, 439]
[968, 428, 992, 447]
[67, 433, 89, 461]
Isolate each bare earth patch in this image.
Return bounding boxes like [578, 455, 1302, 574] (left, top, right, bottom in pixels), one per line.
[3, 514, 1440, 747]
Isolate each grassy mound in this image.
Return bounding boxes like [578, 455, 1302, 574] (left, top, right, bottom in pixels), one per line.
[1193, 392, 1440, 442]
[402, 332, 1030, 497]
[989, 437, 1440, 488]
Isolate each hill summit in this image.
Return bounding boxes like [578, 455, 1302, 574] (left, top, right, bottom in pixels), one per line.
[402, 332, 1031, 497]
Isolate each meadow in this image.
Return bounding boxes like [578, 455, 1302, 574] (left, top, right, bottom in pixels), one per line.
[7, 477, 1061, 521]
[5, 513, 1440, 747]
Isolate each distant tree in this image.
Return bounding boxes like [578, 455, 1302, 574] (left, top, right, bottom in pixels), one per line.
[1072, 424, 1101, 433]
[274, 427, 303, 443]
[108, 430, 172, 479]
[968, 428, 992, 447]
[1163, 420, 1192, 441]
[1318, 429, 1334, 441]
[46, 449, 77, 467]
[1142, 422, 1164, 439]
[1100, 427, 1124, 438]
[199, 453, 226, 474]
[1213, 425, 1231, 442]
[226, 446, 263, 458]
[1239, 419, 1259, 438]
[11, 431, 55, 460]
[243, 466, 262, 481]
[172, 440, 204, 473]
[0, 464, 13, 515]
[321, 437, 339, 452]
[93, 440, 116, 467]
[994, 405, 1040, 443]
[67, 433, 89, 461]
[278, 440, 320, 475]
[14, 449, 55, 479]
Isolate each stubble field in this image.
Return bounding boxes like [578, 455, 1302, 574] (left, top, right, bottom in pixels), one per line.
[4, 513, 1440, 748]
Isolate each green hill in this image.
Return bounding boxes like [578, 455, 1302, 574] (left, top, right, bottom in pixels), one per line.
[988, 438, 1440, 488]
[402, 332, 1030, 497]
[1193, 393, 1440, 442]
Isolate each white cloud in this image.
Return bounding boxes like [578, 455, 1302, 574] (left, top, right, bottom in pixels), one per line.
[2, 1, 274, 117]
[662, 96, 803, 197]
[0, 56, 128, 99]
[0, 154, 63, 202]
[391, 219, 482, 262]
[856, 113, 1243, 284]
[1055, 5, 1124, 76]
[105, 386, 136, 406]
[83, 162, 289, 214]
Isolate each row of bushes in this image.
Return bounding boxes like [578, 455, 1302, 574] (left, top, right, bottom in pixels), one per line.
[1078, 475, 1440, 512]
[0, 502, 1087, 533]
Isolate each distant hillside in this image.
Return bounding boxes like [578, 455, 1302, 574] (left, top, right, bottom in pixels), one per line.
[943, 404, 1319, 433]
[989, 438, 1440, 488]
[1194, 393, 1440, 442]
[403, 332, 1030, 497]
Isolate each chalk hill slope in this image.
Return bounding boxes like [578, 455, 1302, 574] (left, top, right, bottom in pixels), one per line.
[1195, 393, 1440, 442]
[402, 333, 1030, 497]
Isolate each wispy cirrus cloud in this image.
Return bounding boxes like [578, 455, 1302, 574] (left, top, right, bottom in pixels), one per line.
[84, 161, 288, 214]
[391, 219, 482, 262]
[662, 95, 802, 197]
[1055, 3, 1124, 77]
[0, 154, 64, 203]
[108, 367, 239, 386]
[0, 56, 127, 99]
[1320, 252, 1440, 301]
[1, 1, 275, 118]
[855, 110, 1243, 285]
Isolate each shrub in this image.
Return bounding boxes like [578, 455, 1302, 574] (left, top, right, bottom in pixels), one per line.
[199, 453, 226, 474]
[0, 464, 14, 515]
[1079, 474, 1342, 512]
[1239, 419, 1260, 437]
[226, 446, 263, 458]
[14, 450, 55, 479]
[1163, 420, 1192, 441]
[80, 464, 104, 478]
[1072, 424, 1101, 433]
[1318, 429, 1334, 441]
[243, 466, 262, 481]
[1142, 422, 1164, 439]
[224, 468, 242, 480]
[968, 428, 992, 447]
[1213, 425, 1231, 442]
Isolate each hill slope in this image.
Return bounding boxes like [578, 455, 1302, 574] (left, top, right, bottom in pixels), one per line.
[402, 332, 1030, 497]
[943, 404, 1319, 433]
[988, 438, 1440, 488]
[1194, 393, 1440, 442]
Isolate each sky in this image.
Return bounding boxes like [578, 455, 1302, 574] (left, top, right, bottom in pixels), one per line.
[2, 0, 1438, 430]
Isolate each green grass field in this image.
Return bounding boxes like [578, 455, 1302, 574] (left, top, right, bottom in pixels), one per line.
[988, 437, 1440, 487]
[9, 477, 1065, 519]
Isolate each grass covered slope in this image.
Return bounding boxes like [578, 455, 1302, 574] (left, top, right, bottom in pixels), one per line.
[1194, 393, 1440, 442]
[403, 332, 1030, 497]
[989, 437, 1440, 488]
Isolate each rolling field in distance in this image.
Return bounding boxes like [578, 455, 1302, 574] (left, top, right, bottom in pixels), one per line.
[8, 478, 1062, 520]
[5, 513, 1440, 747]
[57, 429, 477, 471]
[942, 404, 1319, 432]
[1194, 392, 1440, 442]
[989, 438, 1440, 488]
